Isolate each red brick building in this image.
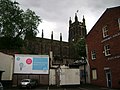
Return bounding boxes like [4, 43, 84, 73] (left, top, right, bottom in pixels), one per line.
[86, 6, 120, 88]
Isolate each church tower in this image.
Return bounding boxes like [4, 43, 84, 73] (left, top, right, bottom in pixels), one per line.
[68, 13, 87, 43]
[68, 13, 87, 60]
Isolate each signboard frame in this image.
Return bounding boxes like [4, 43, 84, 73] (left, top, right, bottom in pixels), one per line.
[14, 54, 49, 74]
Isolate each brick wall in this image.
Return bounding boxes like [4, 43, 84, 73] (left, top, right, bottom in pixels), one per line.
[86, 6, 120, 88]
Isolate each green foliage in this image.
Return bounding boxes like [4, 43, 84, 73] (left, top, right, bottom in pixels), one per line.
[23, 9, 41, 39]
[74, 38, 86, 59]
[0, 0, 41, 50]
[0, 36, 23, 49]
[0, 0, 23, 37]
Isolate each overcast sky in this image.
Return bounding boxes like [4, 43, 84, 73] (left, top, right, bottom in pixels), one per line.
[13, 0, 120, 41]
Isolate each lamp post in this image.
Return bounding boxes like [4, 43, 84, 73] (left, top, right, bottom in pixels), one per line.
[81, 57, 87, 84]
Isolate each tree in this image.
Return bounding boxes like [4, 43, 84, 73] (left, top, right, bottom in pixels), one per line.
[74, 38, 87, 83]
[0, 0, 41, 49]
[74, 38, 86, 59]
[23, 9, 41, 40]
[0, 0, 23, 37]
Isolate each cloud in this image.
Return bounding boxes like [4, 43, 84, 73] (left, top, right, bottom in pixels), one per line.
[12, 0, 120, 41]
[37, 20, 57, 38]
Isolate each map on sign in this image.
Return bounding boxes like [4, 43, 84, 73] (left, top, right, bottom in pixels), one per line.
[14, 54, 49, 74]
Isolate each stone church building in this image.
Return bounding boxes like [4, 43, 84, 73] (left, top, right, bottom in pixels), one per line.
[21, 13, 87, 65]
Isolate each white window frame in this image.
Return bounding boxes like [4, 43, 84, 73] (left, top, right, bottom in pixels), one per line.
[102, 25, 109, 38]
[118, 18, 120, 30]
[91, 50, 96, 60]
[92, 69, 97, 80]
[104, 44, 111, 56]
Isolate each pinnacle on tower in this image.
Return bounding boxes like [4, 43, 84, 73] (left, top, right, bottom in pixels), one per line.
[69, 17, 72, 26]
[75, 13, 78, 22]
[83, 15, 86, 26]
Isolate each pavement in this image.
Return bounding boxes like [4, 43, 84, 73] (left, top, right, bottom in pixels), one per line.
[4, 84, 120, 90]
[49, 84, 119, 90]
[78, 84, 119, 90]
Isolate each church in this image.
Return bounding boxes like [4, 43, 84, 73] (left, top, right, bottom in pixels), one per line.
[0, 13, 87, 86]
[22, 13, 87, 65]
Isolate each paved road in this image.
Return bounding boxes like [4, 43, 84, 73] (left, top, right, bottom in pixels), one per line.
[4, 87, 119, 90]
[4, 85, 119, 90]
[4, 87, 80, 90]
